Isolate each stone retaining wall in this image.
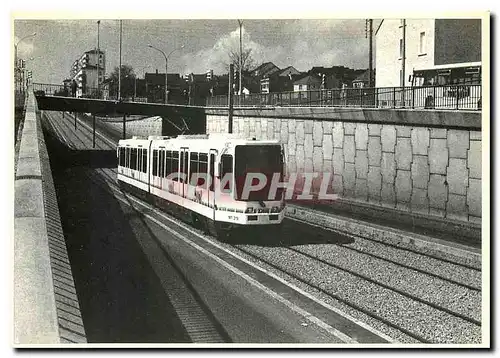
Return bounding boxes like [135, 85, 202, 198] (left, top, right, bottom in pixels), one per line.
[206, 110, 482, 231]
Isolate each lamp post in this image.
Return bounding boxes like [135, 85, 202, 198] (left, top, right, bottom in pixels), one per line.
[97, 20, 101, 98]
[238, 20, 243, 95]
[148, 44, 184, 104]
[15, 32, 36, 92]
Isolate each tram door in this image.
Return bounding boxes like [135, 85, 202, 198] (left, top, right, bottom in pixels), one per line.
[208, 149, 217, 219]
[180, 147, 189, 198]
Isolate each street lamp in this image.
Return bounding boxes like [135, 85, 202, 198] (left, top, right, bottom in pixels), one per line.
[15, 32, 36, 92]
[147, 44, 184, 104]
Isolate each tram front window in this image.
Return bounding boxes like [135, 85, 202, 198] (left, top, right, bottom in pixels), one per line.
[235, 145, 283, 201]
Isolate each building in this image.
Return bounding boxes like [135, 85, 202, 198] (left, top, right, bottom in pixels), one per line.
[252, 62, 281, 78]
[293, 74, 321, 92]
[375, 19, 481, 88]
[145, 70, 186, 104]
[260, 66, 301, 93]
[70, 49, 106, 97]
[351, 69, 375, 88]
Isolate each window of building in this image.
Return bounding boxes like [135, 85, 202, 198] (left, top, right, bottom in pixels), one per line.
[419, 32, 426, 54]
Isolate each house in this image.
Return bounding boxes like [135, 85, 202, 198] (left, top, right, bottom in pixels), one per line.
[144, 70, 185, 103]
[252, 62, 281, 78]
[260, 66, 301, 93]
[351, 69, 375, 88]
[293, 74, 321, 92]
[375, 19, 481, 88]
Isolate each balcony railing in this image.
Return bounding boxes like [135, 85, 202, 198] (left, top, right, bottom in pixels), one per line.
[206, 85, 482, 111]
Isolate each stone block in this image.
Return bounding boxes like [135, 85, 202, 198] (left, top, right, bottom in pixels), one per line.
[305, 120, 313, 134]
[467, 178, 481, 217]
[288, 134, 297, 156]
[411, 155, 430, 189]
[429, 139, 448, 174]
[304, 157, 314, 172]
[332, 122, 344, 148]
[355, 123, 369, 150]
[15, 180, 45, 218]
[296, 121, 305, 142]
[255, 120, 262, 139]
[395, 169, 412, 203]
[470, 131, 481, 141]
[332, 174, 343, 197]
[289, 119, 296, 133]
[368, 123, 381, 136]
[323, 159, 333, 173]
[467, 139, 481, 179]
[396, 125, 412, 138]
[287, 156, 297, 174]
[296, 145, 305, 169]
[332, 148, 344, 175]
[428, 174, 448, 210]
[344, 122, 356, 135]
[381, 125, 396, 152]
[447, 130, 469, 159]
[304, 134, 314, 158]
[380, 183, 396, 207]
[313, 121, 323, 146]
[381, 152, 396, 184]
[367, 166, 382, 197]
[430, 128, 447, 139]
[322, 121, 333, 134]
[368, 136, 382, 166]
[343, 163, 356, 191]
[274, 118, 282, 133]
[280, 120, 289, 144]
[447, 158, 468, 195]
[411, 187, 429, 214]
[446, 194, 468, 221]
[355, 178, 368, 200]
[411, 128, 430, 155]
[344, 135, 355, 163]
[355, 150, 368, 179]
[323, 134, 333, 160]
[267, 120, 275, 139]
[395, 137, 412, 170]
[313, 147, 323, 172]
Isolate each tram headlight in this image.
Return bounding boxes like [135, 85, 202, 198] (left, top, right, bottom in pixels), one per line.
[245, 207, 255, 213]
[271, 206, 280, 213]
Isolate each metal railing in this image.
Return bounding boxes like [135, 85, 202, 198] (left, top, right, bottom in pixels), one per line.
[206, 84, 482, 110]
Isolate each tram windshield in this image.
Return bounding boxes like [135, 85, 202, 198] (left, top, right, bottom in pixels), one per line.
[234, 145, 284, 201]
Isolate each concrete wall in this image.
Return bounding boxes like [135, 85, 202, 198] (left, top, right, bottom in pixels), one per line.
[206, 108, 482, 233]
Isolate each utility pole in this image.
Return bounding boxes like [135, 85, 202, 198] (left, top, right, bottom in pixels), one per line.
[238, 19, 243, 96]
[228, 64, 234, 133]
[118, 19, 122, 101]
[97, 20, 101, 98]
[368, 19, 373, 88]
[401, 19, 406, 106]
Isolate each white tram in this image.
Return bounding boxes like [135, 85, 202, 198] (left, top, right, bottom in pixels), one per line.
[117, 134, 286, 238]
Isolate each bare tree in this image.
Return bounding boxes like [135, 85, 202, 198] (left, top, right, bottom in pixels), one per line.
[227, 48, 256, 73]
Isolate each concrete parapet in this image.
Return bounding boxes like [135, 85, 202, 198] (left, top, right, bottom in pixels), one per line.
[14, 92, 87, 345]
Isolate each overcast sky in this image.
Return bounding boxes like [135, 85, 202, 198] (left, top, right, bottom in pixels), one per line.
[14, 19, 380, 84]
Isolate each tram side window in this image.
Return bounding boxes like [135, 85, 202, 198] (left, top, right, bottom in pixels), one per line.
[142, 149, 147, 173]
[183, 151, 189, 182]
[172, 151, 179, 181]
[198, 153, 208, 187]
[131, 148, 138, 170]
[190, 152, 199, 183]
[152, 149, 158, 176]
[221, 154, 233, 190]
[125, 147, 130, 168]
[159, 150, 165, 178]
[209, 153, 215, 191]
[165, 150, 172, 176]
[119, 147, 125, 166]
[138, 149, 142, 172]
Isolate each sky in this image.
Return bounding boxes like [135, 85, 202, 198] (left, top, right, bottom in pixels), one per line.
[13, 18, 380, 84]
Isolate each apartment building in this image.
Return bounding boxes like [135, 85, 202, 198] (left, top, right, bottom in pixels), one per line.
[70, 49, 106, 97]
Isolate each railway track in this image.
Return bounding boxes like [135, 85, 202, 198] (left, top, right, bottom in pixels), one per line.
[41, 110, 483, 344]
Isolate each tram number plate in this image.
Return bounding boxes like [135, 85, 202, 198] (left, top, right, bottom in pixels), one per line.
[228, 215, 239, 221]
